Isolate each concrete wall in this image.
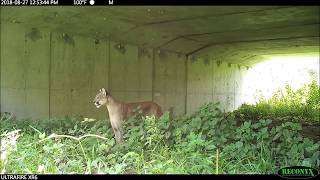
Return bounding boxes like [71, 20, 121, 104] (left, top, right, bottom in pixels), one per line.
[153, 51, 186, 115]
[1, 22, 251, 120]
[1, 6, 318, 120]
[50, 33, 109, 119]
[186, 57, 249, 114]
[1, 24, 51, 119]
[0, 23, 189, 120]
[109, 42, 152, 103]
[0, 23, 110, 120]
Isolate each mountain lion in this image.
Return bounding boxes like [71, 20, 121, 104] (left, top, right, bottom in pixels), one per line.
[93, 88, 163, 144]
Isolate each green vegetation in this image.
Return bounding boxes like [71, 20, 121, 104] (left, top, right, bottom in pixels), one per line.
[1, 82, 319, 174]
[1, 102, 319, 174]
[234, 80, 320, 124]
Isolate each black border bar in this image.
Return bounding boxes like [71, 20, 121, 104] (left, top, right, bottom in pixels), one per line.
[0, 174, 289, 180]
[1, 0, 319, 6]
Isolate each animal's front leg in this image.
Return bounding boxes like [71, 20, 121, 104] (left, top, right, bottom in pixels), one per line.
[113, 127, 123, 144]
[111, 120, 124, 144]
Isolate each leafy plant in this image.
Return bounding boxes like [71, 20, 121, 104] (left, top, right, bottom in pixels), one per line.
[0, 100, 318, 174]
[235, 80, 320, 123]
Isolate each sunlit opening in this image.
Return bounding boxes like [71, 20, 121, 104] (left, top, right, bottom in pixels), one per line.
[241, 53, 319, 104]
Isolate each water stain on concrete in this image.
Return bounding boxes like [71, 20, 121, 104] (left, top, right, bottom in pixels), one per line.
[203, 57, 210, 65]
[138, 47, 151, 59]
[114, 43, 126, 54]
[26, 28, 42, 42]
[62, 33, 75, 47]
[216, 60, 222, 67]
[43, 12, 59, 22]
[158, 50, 168, 60]
[94, 39, 100, 49]
[94, 39, 100, 45]
[190, 56, 197, 64]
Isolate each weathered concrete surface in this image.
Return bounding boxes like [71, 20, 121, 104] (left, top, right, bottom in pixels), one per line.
[153, 51, 186, 115]
[233, 65, 248, 110]
[212, 62, 236, 112]
[0, 23, 187, 119]
[1, 6, 319, 119]
[186, 56, 213, 114]
[0, 23, 109, 120]
[109, 42, 153, 103]
[191, 36, 320, 66]
[50, 34, 107, 117]
[1, 6, 318, 58]
[1, 23, 50, 119]
[1, 23, 26, 118]
[87, 40, 109, 119]
[24, 28, 50, 119]
[186, 57, 248, 114]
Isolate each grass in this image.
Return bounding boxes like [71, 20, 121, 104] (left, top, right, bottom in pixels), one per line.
[234, 80, 320, 124]
[0, 82, 319, 174]
[1, 103, 319, 174]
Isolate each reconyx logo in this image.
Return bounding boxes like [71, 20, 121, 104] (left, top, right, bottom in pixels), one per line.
[278, 166, 319, 179]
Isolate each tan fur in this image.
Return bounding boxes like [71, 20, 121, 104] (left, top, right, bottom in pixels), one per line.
[93, 88, 162, 144]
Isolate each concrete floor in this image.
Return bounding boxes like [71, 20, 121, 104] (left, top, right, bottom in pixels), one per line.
[0, 6, 319, 120]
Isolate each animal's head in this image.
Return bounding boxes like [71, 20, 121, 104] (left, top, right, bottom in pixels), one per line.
[93, 88, 110, 108]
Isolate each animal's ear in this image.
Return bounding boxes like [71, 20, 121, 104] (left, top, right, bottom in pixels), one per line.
[101, 88, 106, 96]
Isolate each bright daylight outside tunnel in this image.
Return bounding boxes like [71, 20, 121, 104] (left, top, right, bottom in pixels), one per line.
[0, 5, 319, 175]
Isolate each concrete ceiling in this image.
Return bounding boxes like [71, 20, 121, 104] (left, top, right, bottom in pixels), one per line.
[1, 6, 319, 65]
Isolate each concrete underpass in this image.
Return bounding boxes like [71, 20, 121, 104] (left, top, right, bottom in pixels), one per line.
[0, 6, 319, 120]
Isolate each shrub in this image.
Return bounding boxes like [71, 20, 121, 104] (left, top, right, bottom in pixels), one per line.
[0, 102, 318, 174]
[235, 81, 320, 123]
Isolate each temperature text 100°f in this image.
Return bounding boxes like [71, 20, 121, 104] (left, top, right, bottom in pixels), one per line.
[74, 0, 87, 5]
